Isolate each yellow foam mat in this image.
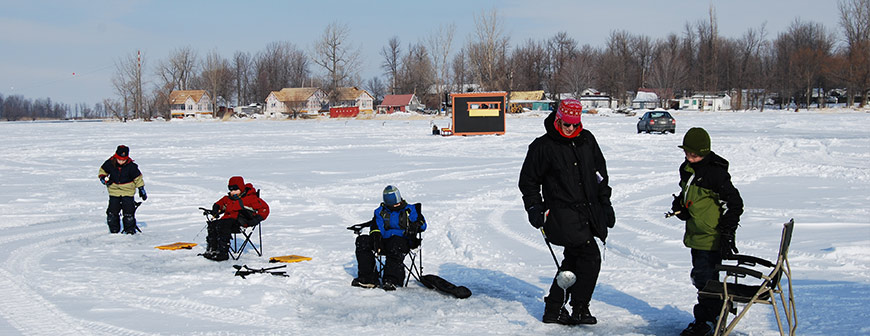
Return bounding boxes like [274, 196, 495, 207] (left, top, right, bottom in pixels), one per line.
[269, 255, 312, 263]
[155, 242, 198, 250]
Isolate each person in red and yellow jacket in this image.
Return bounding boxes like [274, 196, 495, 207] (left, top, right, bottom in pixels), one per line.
[98, 145, 146, 234]
[202, 176, 269, 261]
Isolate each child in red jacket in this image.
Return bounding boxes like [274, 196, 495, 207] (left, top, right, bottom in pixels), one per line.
[202, 176, 269, 261]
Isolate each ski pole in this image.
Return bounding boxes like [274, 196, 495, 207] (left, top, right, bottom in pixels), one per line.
[540, 228, 562, 269]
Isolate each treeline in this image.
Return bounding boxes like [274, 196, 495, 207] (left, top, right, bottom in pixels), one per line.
[0, 93, 109, 121]
[3, 1, 868, 121]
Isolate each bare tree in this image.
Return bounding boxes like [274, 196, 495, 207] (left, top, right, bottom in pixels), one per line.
[563, 44, 599, 96]
[546, 32, 578, 98]
[111, 51, 144, 121]
[451, 48, 470, 92]
[649, 34, 690, 97]
[397, 42, 435, 100]
[233, 51, 254, 106]
[774, 19, 835, 109]
[839, 0, 870, 107]
[154, 46, 198, 119]
[427, 23, 456, 108]
[200, 50, 234, 113]
[380, 36, 401, 95]
[598, 30, 634, 106]
[364, 76, 386, 107]
[467, 8, 510, 91]
[511, 39, 548, 91]
[312, 22, 362, 102]
[252, 41, 310, 103]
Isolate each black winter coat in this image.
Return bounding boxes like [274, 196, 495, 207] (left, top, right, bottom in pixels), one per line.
[519, 112, 615, 246]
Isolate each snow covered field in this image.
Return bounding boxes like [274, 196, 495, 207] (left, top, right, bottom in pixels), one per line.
[0, 109, 867, 335]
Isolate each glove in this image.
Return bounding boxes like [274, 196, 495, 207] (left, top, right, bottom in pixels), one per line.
[370, 231, 383, 254]
[671, 194, 690, 220]
[718, 229, 739, 256]
[211, 203, 222, 217]
[526, 204, 545, 229]
[99, 176, 112, 186]
[407, 221, 423, 236]
[138, 187, 147, 201]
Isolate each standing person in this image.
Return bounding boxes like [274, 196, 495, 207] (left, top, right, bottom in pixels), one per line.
[671, 127, 743, 336]
[202, 176, 270, 261]
[98, 145, 146, 234]
[518, 99, 616, 325]
[352, 185, 426, 291]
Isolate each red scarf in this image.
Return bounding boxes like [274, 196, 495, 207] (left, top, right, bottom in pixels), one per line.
[554, 119, 582, 138]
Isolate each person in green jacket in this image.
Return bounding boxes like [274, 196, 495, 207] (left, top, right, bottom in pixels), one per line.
[671, 128, 743, 336]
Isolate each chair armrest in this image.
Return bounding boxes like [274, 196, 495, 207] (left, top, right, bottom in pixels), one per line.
[724, 254, 774, 268]
[716, 265, 764, 279]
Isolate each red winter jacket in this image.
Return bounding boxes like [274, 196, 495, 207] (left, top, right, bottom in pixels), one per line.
[214, 176, 269, 225]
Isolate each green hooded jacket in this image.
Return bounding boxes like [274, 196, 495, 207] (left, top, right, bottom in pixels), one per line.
[677, 152, 743, 250]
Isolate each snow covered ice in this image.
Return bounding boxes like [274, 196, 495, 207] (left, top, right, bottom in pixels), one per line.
[0, 109, 867, 335]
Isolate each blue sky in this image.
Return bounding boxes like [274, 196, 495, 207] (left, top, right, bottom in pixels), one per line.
[0, 0, 843, 107]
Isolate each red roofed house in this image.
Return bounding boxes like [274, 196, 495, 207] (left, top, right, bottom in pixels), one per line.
[377, 94, 422, 114]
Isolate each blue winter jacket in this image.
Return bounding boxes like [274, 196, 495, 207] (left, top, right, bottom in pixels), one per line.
[371, 202, 426, 239]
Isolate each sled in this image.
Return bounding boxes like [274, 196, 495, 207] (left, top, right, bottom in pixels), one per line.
[269, 255, 312, 263]
[155, 242, 198, 250]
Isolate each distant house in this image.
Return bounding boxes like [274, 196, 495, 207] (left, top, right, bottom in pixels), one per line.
[508, 90, 552, 112]
[264, 88, 328, 118]
[631, 89, 660, 109]
[378, 94, 422, 114]
[679, 93, 732, 111]
[169, 90, 212, 118]
[576, 88, 617, 110]
[332, 87, 374, 114]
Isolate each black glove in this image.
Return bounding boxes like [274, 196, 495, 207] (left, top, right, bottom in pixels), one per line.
[527, 204, 545, 229]
[718, 229, 739, 256]
[407, 220, 423, 237]
[370, 231, 383, 254]
[138, 187, 147, 201]
[100, 176, 112, 186]
[671, 194, 690, 220]
[211, 203, 222, 217]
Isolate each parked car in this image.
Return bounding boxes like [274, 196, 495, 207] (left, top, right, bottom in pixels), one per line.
[637, 110, 676, 134]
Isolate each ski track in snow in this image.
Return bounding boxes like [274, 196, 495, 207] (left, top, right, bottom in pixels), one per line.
[0, 111, 867, 335]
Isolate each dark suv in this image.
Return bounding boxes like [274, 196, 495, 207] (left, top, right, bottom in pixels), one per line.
[637, 110, 676, 134]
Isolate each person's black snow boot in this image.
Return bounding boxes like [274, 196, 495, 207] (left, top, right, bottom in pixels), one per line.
[351, 277, 379, 289]
[381, 280, 397, 291]
[542, 307, 578, 325]
[680, 321, 712, 336]
[572, 305, 597, 325]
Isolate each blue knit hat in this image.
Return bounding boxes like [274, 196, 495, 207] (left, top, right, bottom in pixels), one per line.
[383, 185, 402, 206]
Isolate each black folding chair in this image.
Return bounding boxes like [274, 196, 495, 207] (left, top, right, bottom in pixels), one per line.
[699, 219, 797, 336]
[229, 221, 262, 260]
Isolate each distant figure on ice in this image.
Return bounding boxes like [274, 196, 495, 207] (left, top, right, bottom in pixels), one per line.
[98, 145, 146, 234]
[671, 127, 743, 336]
[518, 99, 616, 325]
[202, 176, 270, 261]
[432, 124, 440, 135]
[352, 185, 426, 291]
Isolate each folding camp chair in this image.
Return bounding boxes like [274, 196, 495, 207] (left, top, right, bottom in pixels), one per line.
[698, 219, 797, 336]
[229, 221, 262, 260]
[347, 203, 425, 287]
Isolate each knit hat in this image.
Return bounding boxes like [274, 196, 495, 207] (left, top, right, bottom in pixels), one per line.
[679, 127, 711, 156]
[383, 185, 402, 207]
[556, 99, 583, 124]
[113, 145, 129, 161]
[228, 176, 245, 191]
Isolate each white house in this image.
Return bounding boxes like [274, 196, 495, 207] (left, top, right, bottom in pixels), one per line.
[577, 89, 617, 110]
[264, 88, 328, 118]
[169, 90, 212, 119]
[679, 93, 732, 111]
[332, 87, 374, 114]
[631, 90, 660, 109]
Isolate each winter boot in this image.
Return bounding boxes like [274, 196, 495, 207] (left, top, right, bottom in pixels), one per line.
[106, 212, 121, 233]
[351, 277, 379, 289]
[122, 214, 138, 234]
[542, 307, 577, 325]
[381, 279, 397, 291]
[680, 321, 712, 336]
[571, 305, 598, 325]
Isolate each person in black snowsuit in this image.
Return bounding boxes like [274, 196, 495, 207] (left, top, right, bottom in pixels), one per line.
[352, 185, 426, 291]
[98, 145, 146, 234]
[518, 99, 616, 325]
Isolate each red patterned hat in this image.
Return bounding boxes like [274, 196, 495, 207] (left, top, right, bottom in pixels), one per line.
[556, 99, 583, 124]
